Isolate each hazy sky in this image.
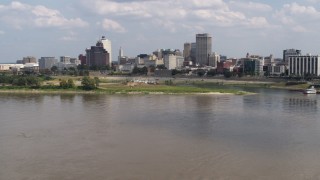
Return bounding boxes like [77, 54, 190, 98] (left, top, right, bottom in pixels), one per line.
[1, 0, 320, 63]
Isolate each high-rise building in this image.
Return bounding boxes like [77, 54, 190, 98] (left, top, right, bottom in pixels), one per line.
[190, 42, 196, 64]
[196, 33, 212, 66]
[78, 54, 86, 65]
[209, 52, 220, 67]
[283, 49, 301, 63]
[118, 47, 124, 64]
[86, 41, 110, 67]
[100, 36, 112, 64]
[39, 57, 57, 70]
[183, 43, 191, 60]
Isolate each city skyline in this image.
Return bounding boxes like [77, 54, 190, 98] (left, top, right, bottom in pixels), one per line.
[1, 0, 320, 62]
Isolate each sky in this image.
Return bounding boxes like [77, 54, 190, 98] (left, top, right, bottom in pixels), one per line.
[1, 0, 320, 63]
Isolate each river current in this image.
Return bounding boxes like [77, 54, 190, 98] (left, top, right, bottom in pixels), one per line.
[1, 88, 320, 180]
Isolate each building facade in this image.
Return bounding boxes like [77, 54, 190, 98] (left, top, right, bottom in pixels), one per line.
[183, 43, 191, 61]
[242, 56, 264, 76]
[78, 54, 86, 65]
[86, 41, 110, 67]
[100, 36, 112, 65]
[288, 55, 320, 76]
[22, 56, 37, 64]
[209, 52, 220, 67]
[39, 57, 57, 70]
[196, 33, 212, 66]
[60, 56, 71, 64]
[164, 54, 184, 70]
[190, 42, 196, 64]
[283, 49, 301, 63]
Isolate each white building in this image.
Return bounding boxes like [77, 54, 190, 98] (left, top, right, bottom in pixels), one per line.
[0, 64, 24, 71]
[209, 52, 220, 68]
[164, 54, 184, 70]
[119, 64, 135, 73]
[288, 55, 320, 76]
[270, 64, 286, 76]
[100, 36, 112, 65]
[60, 56, 71, 64]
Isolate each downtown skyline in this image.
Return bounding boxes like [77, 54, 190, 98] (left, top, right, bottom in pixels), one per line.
[1, 0, 320, 62]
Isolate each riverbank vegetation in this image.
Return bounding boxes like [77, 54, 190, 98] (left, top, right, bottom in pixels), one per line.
[0, 74, 251, 95]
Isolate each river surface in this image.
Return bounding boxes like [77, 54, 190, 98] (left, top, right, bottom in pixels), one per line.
[1, 89, 320, 180]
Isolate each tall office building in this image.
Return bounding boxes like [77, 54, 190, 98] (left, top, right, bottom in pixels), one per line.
[183, 43, 191, 60]
[99, 36, 112, 65]
[208, 52, 220, 67]
[196, 33, 212, 66]
[118, 47, 124, 64]
[190, 42, 196, 64]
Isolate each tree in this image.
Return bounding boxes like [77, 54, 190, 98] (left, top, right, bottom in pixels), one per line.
[60, 79, 75, 89]
[59, 79, 68, 89]
[223, 70, 232, 78]
[81, 76, 97, 90]
[156, 65, 167, 70]
[207, 69, 216, 77]
[197, 70, 205, 77]
[51, 66, 58, 75]
[141, 66, 148, 75]
[67, 79, 75, 88]
[94, 77, 100, 87]
[149, 65, 155, 73]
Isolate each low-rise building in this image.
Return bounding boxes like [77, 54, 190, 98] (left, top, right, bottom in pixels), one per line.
[118, 64, 135, 73]
[0, 64, 24, 71]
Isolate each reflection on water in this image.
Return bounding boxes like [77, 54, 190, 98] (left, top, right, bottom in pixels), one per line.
[1, 90, 320, 180]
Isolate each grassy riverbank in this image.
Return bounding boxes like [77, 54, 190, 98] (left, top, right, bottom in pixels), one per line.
[1, 75, 315, 95]
[0, 84, 249, 95]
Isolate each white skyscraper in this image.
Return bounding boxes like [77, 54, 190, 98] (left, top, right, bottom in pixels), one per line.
[100, 36, 112, 65]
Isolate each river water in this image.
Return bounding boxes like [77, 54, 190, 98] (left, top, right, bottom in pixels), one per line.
[1, 89, 320, 180]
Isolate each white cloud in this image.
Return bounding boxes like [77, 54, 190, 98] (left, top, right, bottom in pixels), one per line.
[247, 17, 270, 28]
[101, 18, 126, 33]
[83, 0, 277, 32]
[292, 25, 309, 33]
[189, 0, 227, 8]
[32, 5, 60, 17]
[282, 3, 320, 16]
[10, 1, 30, 10]
[229, 1, 272, 12]
[0, 30, 4, 35]
[0, 1, 88, 29]
[274, 2, 320, 32]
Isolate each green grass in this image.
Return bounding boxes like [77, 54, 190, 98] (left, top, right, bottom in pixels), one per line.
[98, 84, 247, 95]
[0, 81, 250, 95]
